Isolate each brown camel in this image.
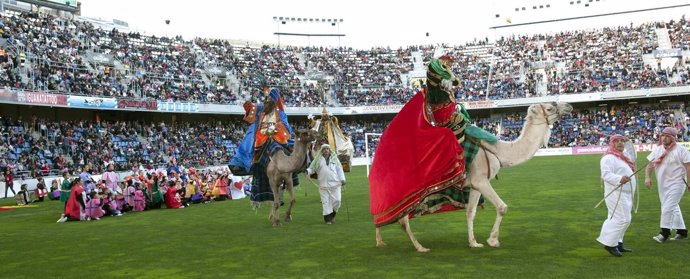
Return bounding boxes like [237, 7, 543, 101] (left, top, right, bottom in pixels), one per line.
[375, 102, 573, 252]
[266, 129, 319, 226]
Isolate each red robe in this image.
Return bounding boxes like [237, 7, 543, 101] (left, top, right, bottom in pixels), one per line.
[64, 185, 85, 219]
[164, 187, 182, 209]
[369, 90, 466, 226]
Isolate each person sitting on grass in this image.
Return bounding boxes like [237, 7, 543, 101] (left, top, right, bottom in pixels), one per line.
[149, 175, 164, 209]
[185, 180, 196, 204]
[58, 178, 85, 222]
[101, 187, 123, 217]
[85, 191, 105, 221]
[164, 180, 185, 209]
[15, 184, 32, 206]
[34, 177, 47, 202]
[133, 183, 146, 212]
[49, 179, 60, 201]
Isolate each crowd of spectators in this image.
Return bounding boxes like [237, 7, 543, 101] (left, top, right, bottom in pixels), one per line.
[341, 102, 689, 158]
[4, 11, 690, 179]
[335, 87, 416, 106]
[0, 116, 247, 179]
[483, 103, 686, 147]
[2, 11, 690, 107]
[303, 46, 413, 87]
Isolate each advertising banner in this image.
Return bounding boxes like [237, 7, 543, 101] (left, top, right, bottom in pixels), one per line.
[198, 104, 244, 114]
[572, 144, 658, 155]
[118, 99, 157, 110]
[67, 96, 117, 109]
[157, 102, 199, 113]
[462, 100, 497, 110]
[17, 91, 67, 106]
[534, 147, 572, 156]
[85, 51, 115, 66]
[357, 105, 404, 114]
[571, 145, 608, 155]
[653, 48, 682, 59]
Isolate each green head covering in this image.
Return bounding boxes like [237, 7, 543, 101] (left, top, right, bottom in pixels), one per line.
[426, 55, 458, 104]
[308, 144, 342, 174]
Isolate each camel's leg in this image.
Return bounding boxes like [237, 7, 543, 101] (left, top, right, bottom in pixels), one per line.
[375, 226, 386, 247]
[466, 188, 484, 248]
[473, 180, 507, 247]
[284, 174, 295, 222]
[398, 215, 429, 252]
[269, 175, 281, 226]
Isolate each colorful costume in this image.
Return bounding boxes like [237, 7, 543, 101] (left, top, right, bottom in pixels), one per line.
[125, 184, 136, 207]
[59, 178, 72, 203]
[86, 197, 105, 219]
[133, 189, 146, 212]
[64, 185, 85, 220]
[164, 186, 183, 209]
[35, 182, 47, 202]
[150, 181, 164, 208]
[228, 88, 299, 202]
[229, 88, 294, 175]
[369, 55, 471, 226]
[102, 170, 119, 193]
[309, 108, 355, 172]
[216, 176, 229, 197]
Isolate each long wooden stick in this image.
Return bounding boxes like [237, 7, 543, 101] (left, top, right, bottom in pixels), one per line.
[609, 182, 625, 220]
[594, 161, 649, 209]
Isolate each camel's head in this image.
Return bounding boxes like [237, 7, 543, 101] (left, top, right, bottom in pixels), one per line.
[295, 129, 319, 143]
[528, 102, 572, 123]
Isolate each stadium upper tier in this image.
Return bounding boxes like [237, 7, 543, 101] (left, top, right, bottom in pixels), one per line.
[1, 10, 690, 107]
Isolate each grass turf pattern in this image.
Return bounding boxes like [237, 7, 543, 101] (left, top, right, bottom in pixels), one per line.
[1, 153, 688, 278]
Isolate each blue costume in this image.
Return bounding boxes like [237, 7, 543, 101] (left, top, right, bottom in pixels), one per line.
[229, 88, 298, 202]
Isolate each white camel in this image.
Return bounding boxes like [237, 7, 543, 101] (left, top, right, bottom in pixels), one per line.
[375, 101, 573, 252]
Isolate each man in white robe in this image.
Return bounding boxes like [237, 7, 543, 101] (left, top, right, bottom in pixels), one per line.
[306, 144, 346, 225]
[645, 127, 690, 242]
[597, 134, 636, 257]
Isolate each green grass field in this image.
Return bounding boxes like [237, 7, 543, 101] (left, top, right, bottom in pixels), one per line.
[1, 153, 689, 279]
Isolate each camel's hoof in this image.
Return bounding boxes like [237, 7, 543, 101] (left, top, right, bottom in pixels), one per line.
[272, 221, 282, 227]
[487, 238, 500, 247]
[376, 241, 387, 248]
[416, 247, 430, 253]
[469, 242, 484, 248]
[284, 215, 292, 222]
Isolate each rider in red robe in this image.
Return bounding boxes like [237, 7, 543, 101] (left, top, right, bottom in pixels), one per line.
[369, 55, 471, 226]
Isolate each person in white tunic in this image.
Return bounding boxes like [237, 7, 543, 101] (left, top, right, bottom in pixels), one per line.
[645, 127, 690, 242]
[597, 134, 636, 257]
[306, 144, 346, 225]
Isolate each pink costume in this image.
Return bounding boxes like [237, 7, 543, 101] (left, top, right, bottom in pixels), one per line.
[133, 190, 146, 212]
[86, 198, 105, 219]
[103, 195, 120, 214]
[125, 185, 136, 207]
[102, 171, 120, 192]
